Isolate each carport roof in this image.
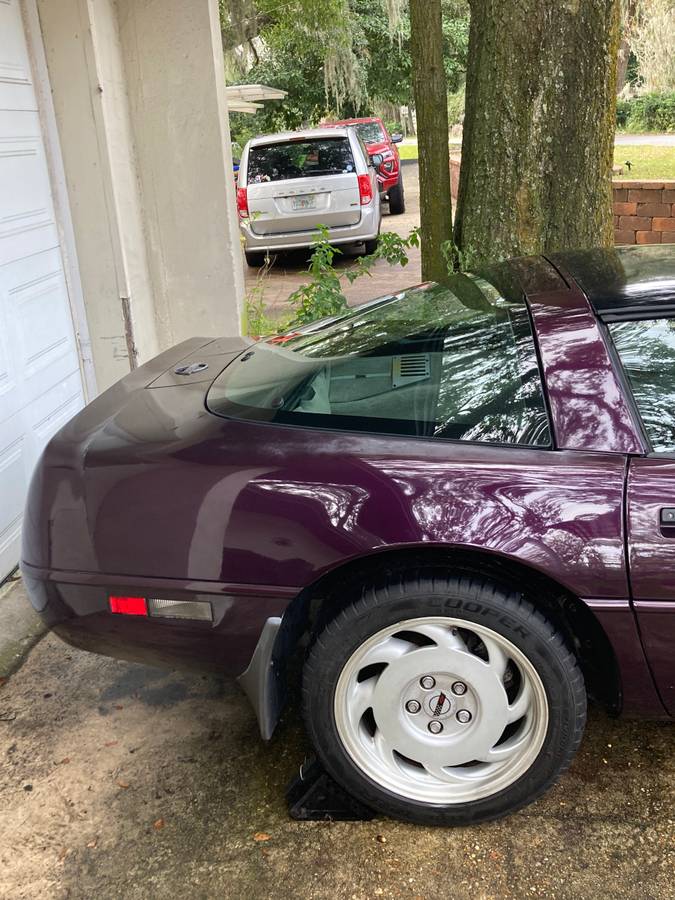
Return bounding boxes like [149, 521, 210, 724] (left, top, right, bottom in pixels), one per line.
[226, 84, 287, 113]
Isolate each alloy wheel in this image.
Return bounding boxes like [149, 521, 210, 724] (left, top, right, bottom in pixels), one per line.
[333, 616, 549, 804]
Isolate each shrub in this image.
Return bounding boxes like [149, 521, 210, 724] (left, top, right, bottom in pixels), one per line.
[384, 120, 403, 137]
[616, 92, 675, 133]
[287, 226, 420, 326]
[447, 86, 465, 126]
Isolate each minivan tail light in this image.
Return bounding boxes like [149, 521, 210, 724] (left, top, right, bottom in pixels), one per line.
[236, 187, 249, 218]
[357, 174, 373, 206]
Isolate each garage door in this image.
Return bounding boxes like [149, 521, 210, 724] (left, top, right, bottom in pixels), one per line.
[0, 0, 85, 580]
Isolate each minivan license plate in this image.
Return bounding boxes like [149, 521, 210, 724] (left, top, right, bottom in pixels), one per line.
[292, 195, 317, 210]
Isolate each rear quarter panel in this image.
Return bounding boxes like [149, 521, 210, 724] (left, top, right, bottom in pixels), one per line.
[30, 387, 629, 600]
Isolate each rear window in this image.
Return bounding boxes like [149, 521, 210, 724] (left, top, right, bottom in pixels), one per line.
[247, 137, 355, 183]
[207, 278, 551, 447]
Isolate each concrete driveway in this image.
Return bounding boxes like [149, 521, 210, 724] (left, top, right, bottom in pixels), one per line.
[0, 627, 672, 900]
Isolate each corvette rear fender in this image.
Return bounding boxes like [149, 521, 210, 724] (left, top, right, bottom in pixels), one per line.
[250, 543, 662, 739]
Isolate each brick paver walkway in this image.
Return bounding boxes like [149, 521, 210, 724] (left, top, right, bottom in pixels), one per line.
[244, 162, 422, 320]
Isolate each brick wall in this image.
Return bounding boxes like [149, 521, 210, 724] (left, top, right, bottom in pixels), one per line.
[613, 181, 675, 245]
[448, 158, 675, 248]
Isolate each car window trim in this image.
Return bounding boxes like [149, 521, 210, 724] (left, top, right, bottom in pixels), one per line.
[523, 297, 558, 451]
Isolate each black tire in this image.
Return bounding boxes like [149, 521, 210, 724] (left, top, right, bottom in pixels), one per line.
[245, 250, 266, 267]
[388, 178, 405, 214]
[303, 574, 586, 826]
[363, 237, 379, 255]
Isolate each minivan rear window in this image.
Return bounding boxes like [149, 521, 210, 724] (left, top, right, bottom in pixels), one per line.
[247, 137, 355, 183]
[207, 278, 551, 447]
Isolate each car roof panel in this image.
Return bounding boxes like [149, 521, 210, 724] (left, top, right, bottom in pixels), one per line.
[549, 246, 675, 321]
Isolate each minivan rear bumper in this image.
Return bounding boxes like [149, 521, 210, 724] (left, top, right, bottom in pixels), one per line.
[240, 202, 380, 252]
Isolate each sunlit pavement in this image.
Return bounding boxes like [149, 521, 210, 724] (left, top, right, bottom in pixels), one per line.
[0, 632, 672, 899]
[614, 134, 675, 145]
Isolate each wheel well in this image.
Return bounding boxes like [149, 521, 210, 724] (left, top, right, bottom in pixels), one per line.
[283, 547, 622, 715]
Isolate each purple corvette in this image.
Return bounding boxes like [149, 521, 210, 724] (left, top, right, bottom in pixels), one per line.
[22, 245, 674, 825]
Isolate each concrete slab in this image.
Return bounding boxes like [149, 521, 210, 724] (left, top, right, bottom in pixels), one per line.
[0, 633, 672, 899]
[0, 576, 47, 679]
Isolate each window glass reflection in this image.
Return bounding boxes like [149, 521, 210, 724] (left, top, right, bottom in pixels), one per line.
[609, 318, 675, 452]
[208, 279, 551, 447]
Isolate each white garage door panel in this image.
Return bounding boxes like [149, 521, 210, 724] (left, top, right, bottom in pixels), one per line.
[0, 423, 25, 573]
[0, 112, 59, 267]
[0, 0, 35, 111]
[0, 0, 85, 579]
[8, 248, 79, 394]
[0, 369, 82, 572]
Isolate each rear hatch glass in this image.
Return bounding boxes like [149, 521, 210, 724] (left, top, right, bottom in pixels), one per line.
[207, 278, 551, 447]
[246, 136, 361, 235]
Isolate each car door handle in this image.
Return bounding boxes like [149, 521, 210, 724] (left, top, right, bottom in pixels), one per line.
[660, 508, 675, 535]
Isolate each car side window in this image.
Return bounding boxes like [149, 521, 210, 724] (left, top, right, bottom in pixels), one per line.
[207, 279, 552, 448]
[608, 318, 675, 452]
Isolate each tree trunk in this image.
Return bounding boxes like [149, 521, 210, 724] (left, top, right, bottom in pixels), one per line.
[616, 36, 630, 93]
[409, 0, 453, 282]
[455, 0, 620, 270]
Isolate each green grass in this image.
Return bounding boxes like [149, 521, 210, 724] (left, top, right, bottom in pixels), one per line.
[397, 139, 461, 160]
[398, 143, 419, 159]
[400, 141, 675, 180]
[613, 145, 675, 180]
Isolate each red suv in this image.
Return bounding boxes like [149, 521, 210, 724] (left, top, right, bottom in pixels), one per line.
[331, 116, 405, 214]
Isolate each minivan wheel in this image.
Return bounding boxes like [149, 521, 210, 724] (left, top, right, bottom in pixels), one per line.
[302, 575, 586, 826]
[388, 179, 405, 214]
[245, 250, 267, 267]
[363, 237, 379, 255]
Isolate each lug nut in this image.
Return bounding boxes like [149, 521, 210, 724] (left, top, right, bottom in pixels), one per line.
[451, 681, 467, 696]
[419, 675, 436, 690]
[405, 699, 421, 714]
[428, 720, 443, 734]
[456, 709, 472, 724]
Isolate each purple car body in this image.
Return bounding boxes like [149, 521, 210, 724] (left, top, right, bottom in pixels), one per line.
[22, 246, 675, 754]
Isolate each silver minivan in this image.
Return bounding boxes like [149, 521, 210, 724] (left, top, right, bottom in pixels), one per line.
[237, 127, 382, 266]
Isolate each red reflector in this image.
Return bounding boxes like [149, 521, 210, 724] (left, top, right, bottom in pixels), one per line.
[236, 187, 249, 218]
[109, 596, 148, 616]
[357, 173, 373, 206]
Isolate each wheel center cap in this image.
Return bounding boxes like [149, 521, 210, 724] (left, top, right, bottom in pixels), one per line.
[426, 691, 452, 718]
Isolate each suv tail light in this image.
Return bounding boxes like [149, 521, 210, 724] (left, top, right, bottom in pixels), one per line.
[357, 174, 373, 206]
[236, 187, 249, 218]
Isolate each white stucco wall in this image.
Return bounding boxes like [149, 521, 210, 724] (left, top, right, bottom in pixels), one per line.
[117, 0, 245, 349]
[36, 0, 244, 392]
